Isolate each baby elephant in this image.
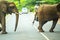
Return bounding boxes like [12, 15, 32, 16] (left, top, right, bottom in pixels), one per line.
[32, 12, 38, 24]
[37, 3, 60, 32]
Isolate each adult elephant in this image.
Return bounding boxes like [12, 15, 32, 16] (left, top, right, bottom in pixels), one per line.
[37, 3, 60, 32]
[0, 1, 19, 34]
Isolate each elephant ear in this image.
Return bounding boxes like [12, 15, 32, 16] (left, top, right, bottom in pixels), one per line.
[56, 3, 60, 12]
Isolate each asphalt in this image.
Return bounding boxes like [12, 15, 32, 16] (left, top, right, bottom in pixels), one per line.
[0, 12, 60, 40]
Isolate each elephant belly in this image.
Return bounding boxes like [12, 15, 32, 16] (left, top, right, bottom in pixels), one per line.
[44, 14, 58, 21]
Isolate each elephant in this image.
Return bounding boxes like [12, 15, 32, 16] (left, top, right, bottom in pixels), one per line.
[32, 12, 38, 24]
[36, 3, 60, 32]
[0, 1, 19, 34]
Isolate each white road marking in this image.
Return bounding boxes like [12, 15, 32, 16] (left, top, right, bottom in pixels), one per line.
[40, 33, 50, 40]
[33, 25, 50, 40]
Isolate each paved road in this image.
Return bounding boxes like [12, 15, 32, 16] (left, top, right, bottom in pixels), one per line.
[0, 12, 60, 40]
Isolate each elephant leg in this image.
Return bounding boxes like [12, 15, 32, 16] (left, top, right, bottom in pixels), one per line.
[32, 12, 38, 24]
[32, 17, 36, 24]
[0, 22, 2, 31]
[32, 13, 37, 24]
[49, 18, 58, 32]
[0, 26, 2, 32]
[38, 21, 47, 32]
[36, 17, 38, 21]
[1, 14, 7, 34]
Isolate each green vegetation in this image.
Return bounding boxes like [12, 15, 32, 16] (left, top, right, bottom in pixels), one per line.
[7, 0, 60, 12]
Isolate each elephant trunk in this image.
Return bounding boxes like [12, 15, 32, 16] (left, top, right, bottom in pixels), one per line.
[14, 12, 19, 31]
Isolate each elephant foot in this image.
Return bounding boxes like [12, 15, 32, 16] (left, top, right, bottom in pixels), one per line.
[32, 20, 35, 24]
[38, 29, 44, 32]
[38, 27, 44, 32]
[2, 31, 7, 34]
[49, 30, 54, 32]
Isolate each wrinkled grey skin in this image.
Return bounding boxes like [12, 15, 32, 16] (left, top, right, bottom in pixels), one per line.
[0, 1, 19, 34]
[36, 3, 60, 32]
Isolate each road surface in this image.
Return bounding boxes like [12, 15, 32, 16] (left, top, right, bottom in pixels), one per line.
[0, 12, 60, 40]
